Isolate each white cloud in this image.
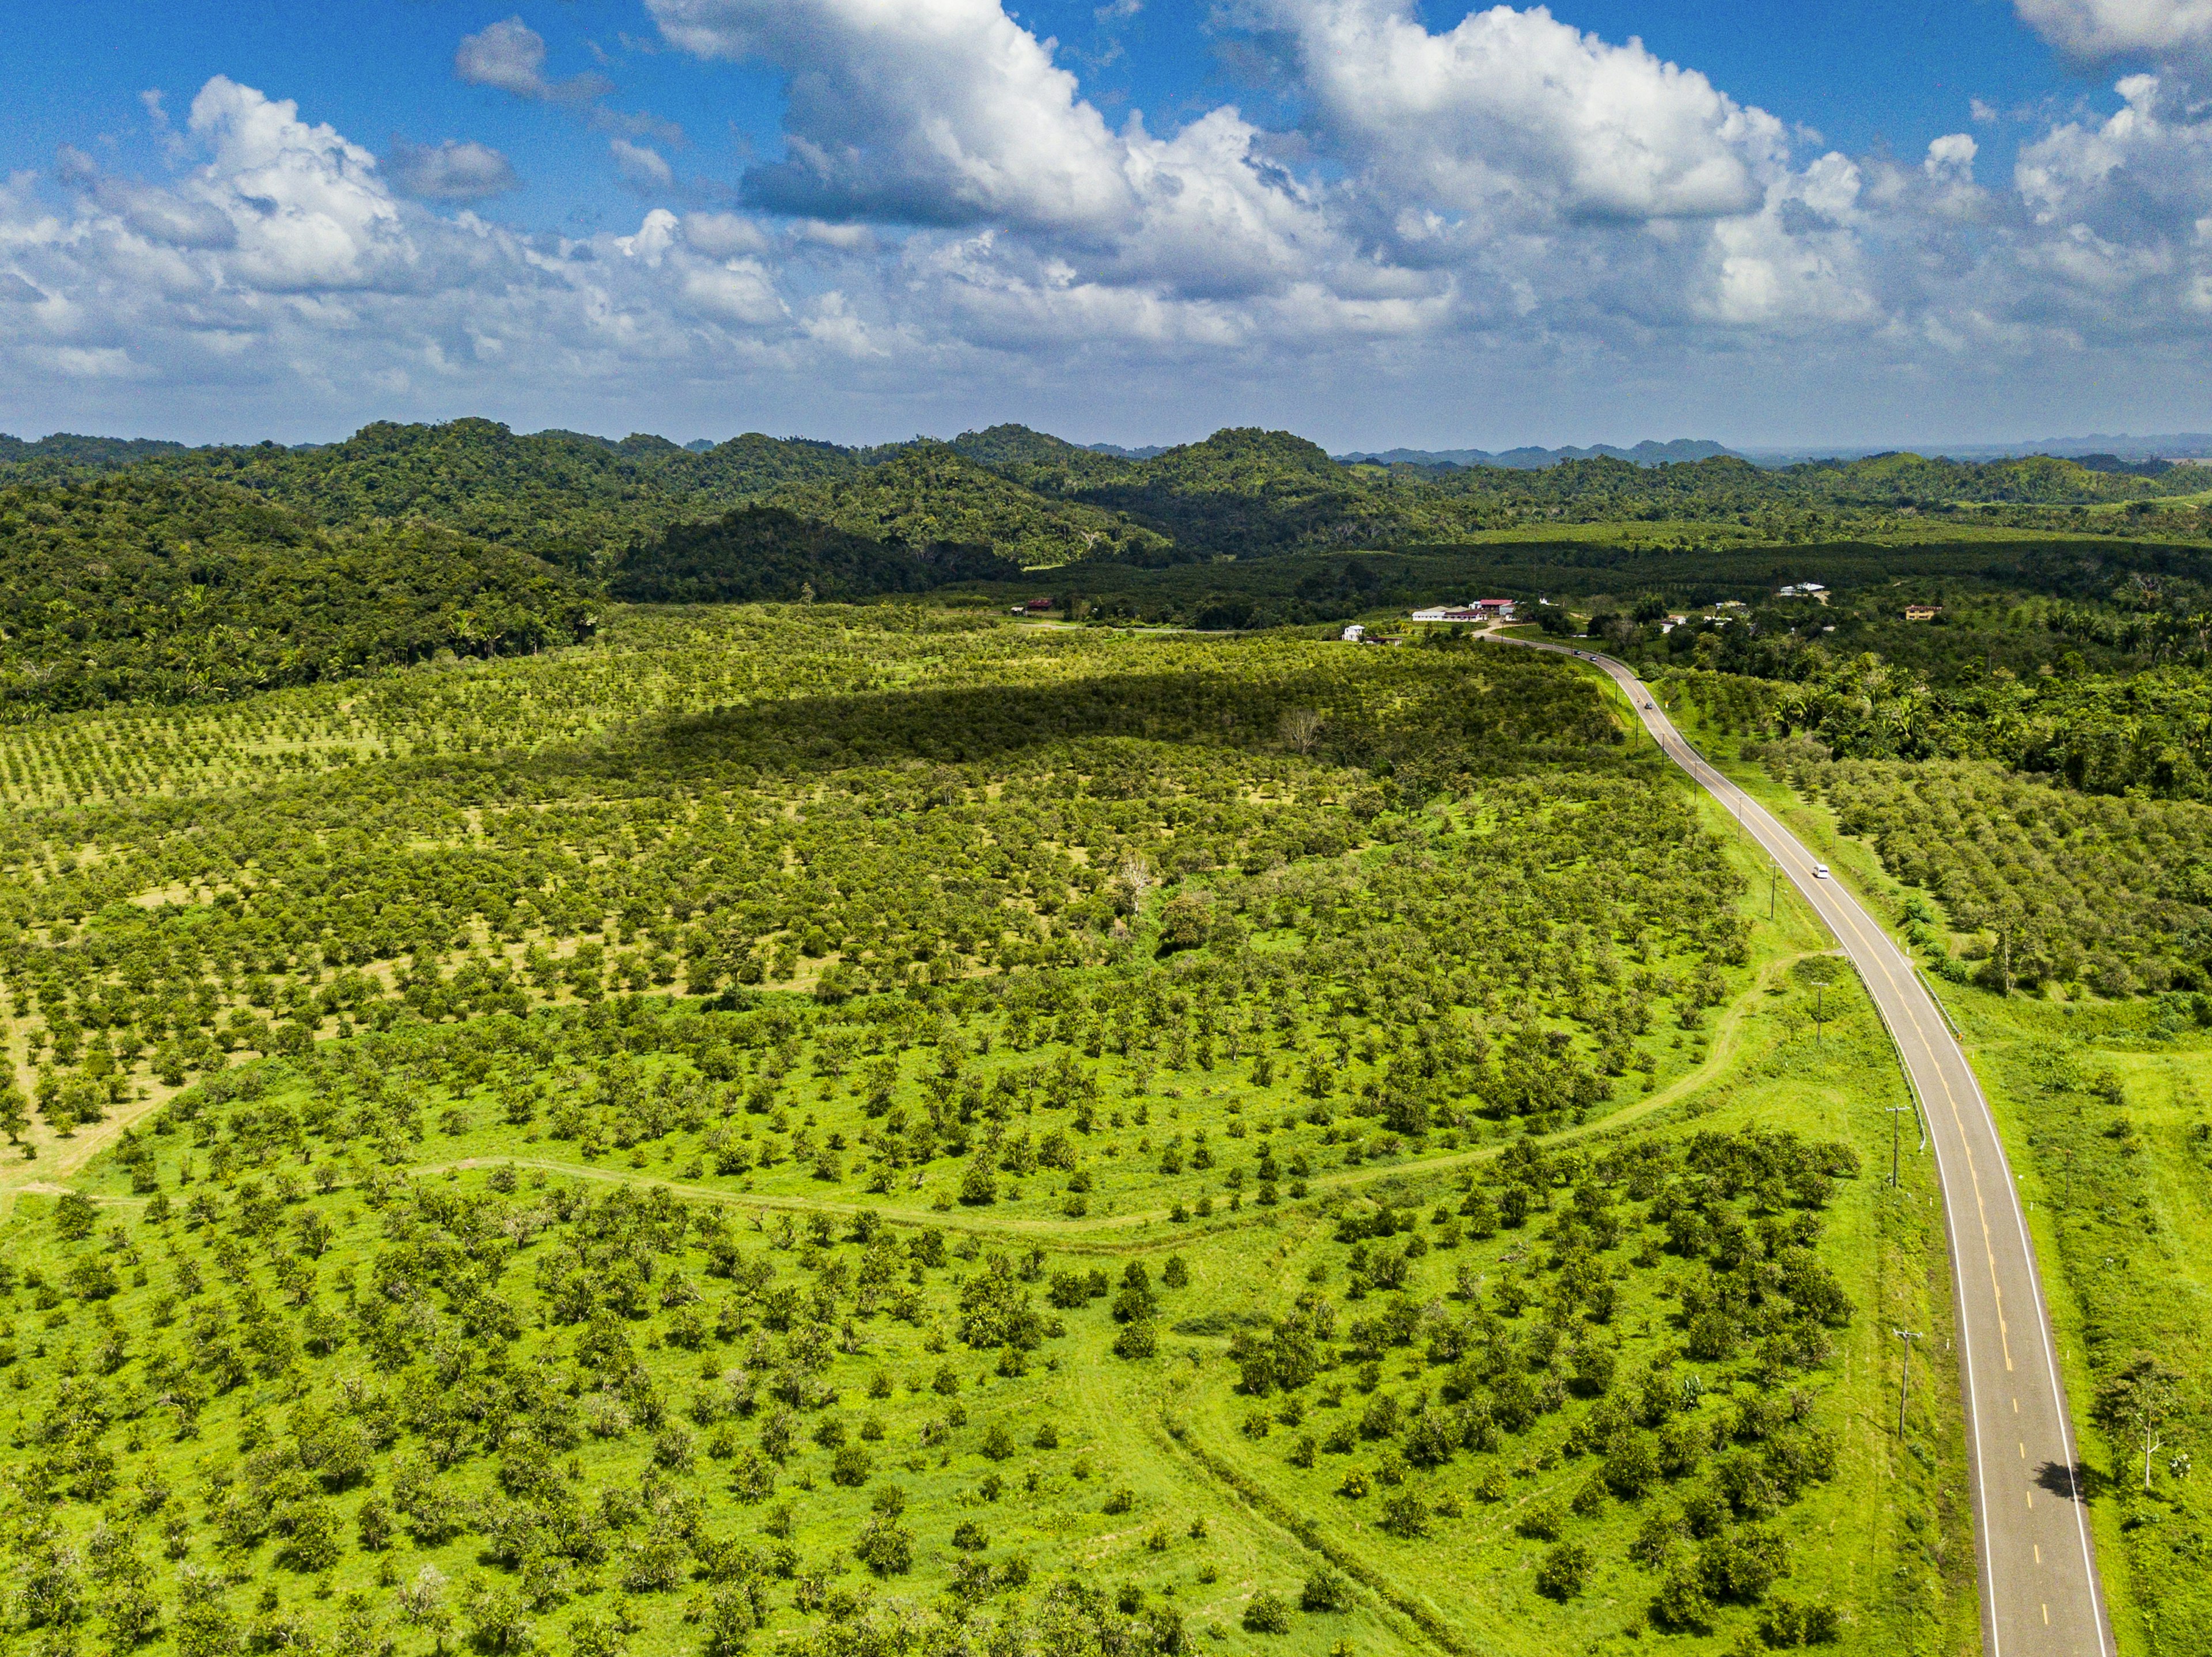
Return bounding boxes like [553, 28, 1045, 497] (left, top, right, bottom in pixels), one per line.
[2014, 0, 2212, 67]
[456, 17, 612, 105]
[1253, 0, 1789, 225]
[610, 137, 675, 192]
[683, 211, 774, 256]
[16, 1, 2212, 443]
[1926, 133, 1978, 181]
[387, 139, 521, 202]
[683, 257, 788, 324]
[647, 0, 1135, 233]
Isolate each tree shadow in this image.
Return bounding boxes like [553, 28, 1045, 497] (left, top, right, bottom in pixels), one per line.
[549, 660, 1624, 786]
[2035, 1459, 2101, 1504]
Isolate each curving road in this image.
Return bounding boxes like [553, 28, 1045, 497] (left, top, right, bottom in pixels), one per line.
[1498, 635, 2111, 1657]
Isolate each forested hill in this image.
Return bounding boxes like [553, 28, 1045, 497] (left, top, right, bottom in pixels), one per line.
[609, 505, 1023, 603]
[0, 475, 597, 717]
[0, 420, 1164, 572]
[7, 418, 2211, 575]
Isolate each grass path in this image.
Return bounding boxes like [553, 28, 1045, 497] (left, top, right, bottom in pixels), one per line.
[22, 947, 1821, 1271]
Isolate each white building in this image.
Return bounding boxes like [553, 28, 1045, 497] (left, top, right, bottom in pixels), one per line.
[1410, 598, 1516, 623]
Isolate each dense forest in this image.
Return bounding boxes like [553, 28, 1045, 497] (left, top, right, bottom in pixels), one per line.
[1590, 544, 2212, 803]
[0, 477, 596, 719]
[608, 509, 1020, 605]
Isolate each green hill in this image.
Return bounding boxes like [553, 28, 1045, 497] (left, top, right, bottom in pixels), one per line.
[608, 505, 1023, 603]
[759, 442, 1166, 567]
[0, 475, 596, 716]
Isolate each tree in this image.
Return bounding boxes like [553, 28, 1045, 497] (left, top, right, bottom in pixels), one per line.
[395, 1567, 453, 1652]
[1278, 708, 1323, 754]
[854, 1514, 913, 1577]
[55, 1190, 99, 1240]
[1300, 1567, 1354, 1613]
[1534, 1541, 1593, 1601]
[0, 1072, 27, 1143]
[2097, 1355, 2182, 1492]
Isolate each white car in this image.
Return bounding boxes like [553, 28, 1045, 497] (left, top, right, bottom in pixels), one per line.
[1812, 863, 1830, 879]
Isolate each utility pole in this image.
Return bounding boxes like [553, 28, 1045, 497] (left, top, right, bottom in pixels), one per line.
[1893, 1329, 1922, 1436]
[1887, 1106, 1914, 1188]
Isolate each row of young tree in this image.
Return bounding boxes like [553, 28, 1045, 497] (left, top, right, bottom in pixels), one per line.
[3, 620, 1737, 1151]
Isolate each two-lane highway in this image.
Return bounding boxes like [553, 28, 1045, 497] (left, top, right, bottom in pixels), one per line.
[1499, 635, 2111, 1656]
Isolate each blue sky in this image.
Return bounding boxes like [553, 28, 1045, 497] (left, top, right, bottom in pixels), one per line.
[2, 0, 2209, 450]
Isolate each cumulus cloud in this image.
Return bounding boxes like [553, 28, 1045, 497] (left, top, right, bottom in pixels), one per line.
[1252, 0, 1789, 225]
[0, 77, 813, 433]
[648, 0, 1135, 233]
[2014, 0, 2212, 69]
[13, 0, 2212, 438]
[387, 138, 521, 202]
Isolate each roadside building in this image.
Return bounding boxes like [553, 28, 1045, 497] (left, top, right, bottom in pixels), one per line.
[1409, 601, 1508, 623]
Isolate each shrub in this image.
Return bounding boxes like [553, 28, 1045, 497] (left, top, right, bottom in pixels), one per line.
[1760, 1597, 1841, 1645]
[1534, 1541, 1593, 1601]
[854, 1516, 912, 1578]
[1301, 1567, 1354, 1613]
[1112, 1321, 1158, 1360]
[1516, 1500, 1563, 1541]
[1241, 1592, 1291, 1635]
[1380, 1489, 1430, 1537]
[1652, 1560, 1714, 1631]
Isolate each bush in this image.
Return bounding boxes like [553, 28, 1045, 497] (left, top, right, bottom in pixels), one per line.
[853, 1515, 912, 1577]
[1241, 1592, 1292, 1635]
[1300, 1566, 1354, 1613]
[1515, 1499, 1563, 1541]
[1533, 1541, 1593, 1601]
[1112, 1321, 1158, 1360]
[1760, 1597, 1841, 1646]
[1652, 1560, 1714, 1631]
[1379, 1492, 1429, 1538]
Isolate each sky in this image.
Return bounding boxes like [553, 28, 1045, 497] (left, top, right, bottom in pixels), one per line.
[3, 0, 2211, 452]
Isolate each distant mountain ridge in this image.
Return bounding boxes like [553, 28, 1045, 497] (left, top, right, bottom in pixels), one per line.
[1747, 434, 2212, 464]
[1334, 438, 1740, 469]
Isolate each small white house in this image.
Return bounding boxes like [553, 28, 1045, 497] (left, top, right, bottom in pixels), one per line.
[1341, 623, 1366, 642]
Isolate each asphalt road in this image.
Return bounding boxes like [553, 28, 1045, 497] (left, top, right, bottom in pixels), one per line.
[1499, 636, 2112, 1656]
